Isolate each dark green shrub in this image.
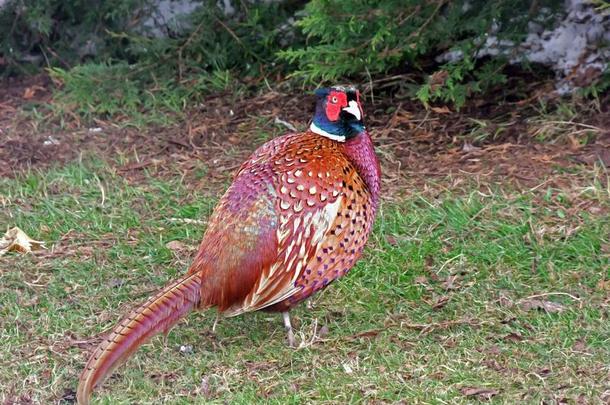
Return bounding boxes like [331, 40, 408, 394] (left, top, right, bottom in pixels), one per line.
[0, 0, 151, 75]
[279, 0, 562, 108]
[0, 0, 301, 78]
[5, 0, 593, 120]
[2, 1, 302, 124]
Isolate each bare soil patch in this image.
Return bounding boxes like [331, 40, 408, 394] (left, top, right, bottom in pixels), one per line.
[1, 75, 608, 197]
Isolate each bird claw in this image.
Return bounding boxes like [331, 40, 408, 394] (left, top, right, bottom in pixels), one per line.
[287, 328, 297, 348]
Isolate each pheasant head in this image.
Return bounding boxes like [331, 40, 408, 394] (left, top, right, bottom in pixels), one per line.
[310, 86, 365, 142]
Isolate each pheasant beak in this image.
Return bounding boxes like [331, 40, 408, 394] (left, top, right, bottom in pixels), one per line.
[342, 100, 361, 121]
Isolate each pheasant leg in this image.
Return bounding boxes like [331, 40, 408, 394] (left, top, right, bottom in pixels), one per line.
[282, 311, 296, 348]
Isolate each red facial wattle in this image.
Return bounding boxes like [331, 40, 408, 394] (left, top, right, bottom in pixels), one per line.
[325, 91, 348, 121]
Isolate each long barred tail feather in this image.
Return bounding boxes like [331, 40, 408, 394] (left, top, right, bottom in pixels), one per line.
[76, 272, 202, 405]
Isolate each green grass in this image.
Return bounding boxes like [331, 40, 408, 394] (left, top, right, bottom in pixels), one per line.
[43, 63, 238, 128]
[0, 161, 608, 404]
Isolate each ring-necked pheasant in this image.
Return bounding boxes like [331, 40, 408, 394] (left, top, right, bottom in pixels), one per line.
[77, 86, 381, 404]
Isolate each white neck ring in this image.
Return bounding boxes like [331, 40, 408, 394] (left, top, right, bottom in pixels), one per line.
[310, 122, 346, 142]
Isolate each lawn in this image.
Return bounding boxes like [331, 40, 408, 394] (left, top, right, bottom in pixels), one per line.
[1, 154, 608, 403]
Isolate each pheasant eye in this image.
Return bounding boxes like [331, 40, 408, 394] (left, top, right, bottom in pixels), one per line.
[331, 96, 338, 103]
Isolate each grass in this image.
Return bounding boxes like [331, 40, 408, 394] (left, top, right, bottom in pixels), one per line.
[43, 63, 239, 128]
[0, 160, 608, 404]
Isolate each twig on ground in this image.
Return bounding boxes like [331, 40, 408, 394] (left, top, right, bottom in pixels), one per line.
[274, 117, 297, 132]
[522, 292, 581, 301]
[521, 292, 583, 309]
[95, 176, 106, 207]
[398, 318, 490, 336]
[167, 218, 207, 225]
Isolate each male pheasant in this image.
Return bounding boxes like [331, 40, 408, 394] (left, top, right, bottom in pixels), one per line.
[77, 86, 381, 404]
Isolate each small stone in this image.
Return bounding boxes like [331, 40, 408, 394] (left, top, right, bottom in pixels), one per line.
[179, 345, 193, 354]
[108, 278, 124, 288]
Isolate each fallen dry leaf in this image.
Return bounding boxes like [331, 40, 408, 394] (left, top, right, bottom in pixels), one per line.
[317, 325, 330, 339]
[537, 367, 551, 377]
[23, 87, 35, 99]
[431, 106, 451, 114]
[195, 376, 212, 399]
[503, 332, 524, 342]
[519, 298, 565, 313]
[22, 85, 45, 100]
[485, 344, 501, 355]
[429, 371, 445, 380]
[441, 274, 460, 290]
[596, 279, 610, 291]
[497, 293, 514, 308]
[0, 227, 46, 256]
[572, 338, 589, 353]
[414, 276, 428, 285]
[59, 389, 77, 403]
[482, 359, 506, 372]
[350, 329, 381, 340]
[165, 240, 188, 252]
[385, 235, 399, 246]
[567, 134, 582, 151]
[429, 70, 449, 91]
[462, 142, 481, 153]
[432, 295, 450, 310]
[460, 387, 499, 400]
